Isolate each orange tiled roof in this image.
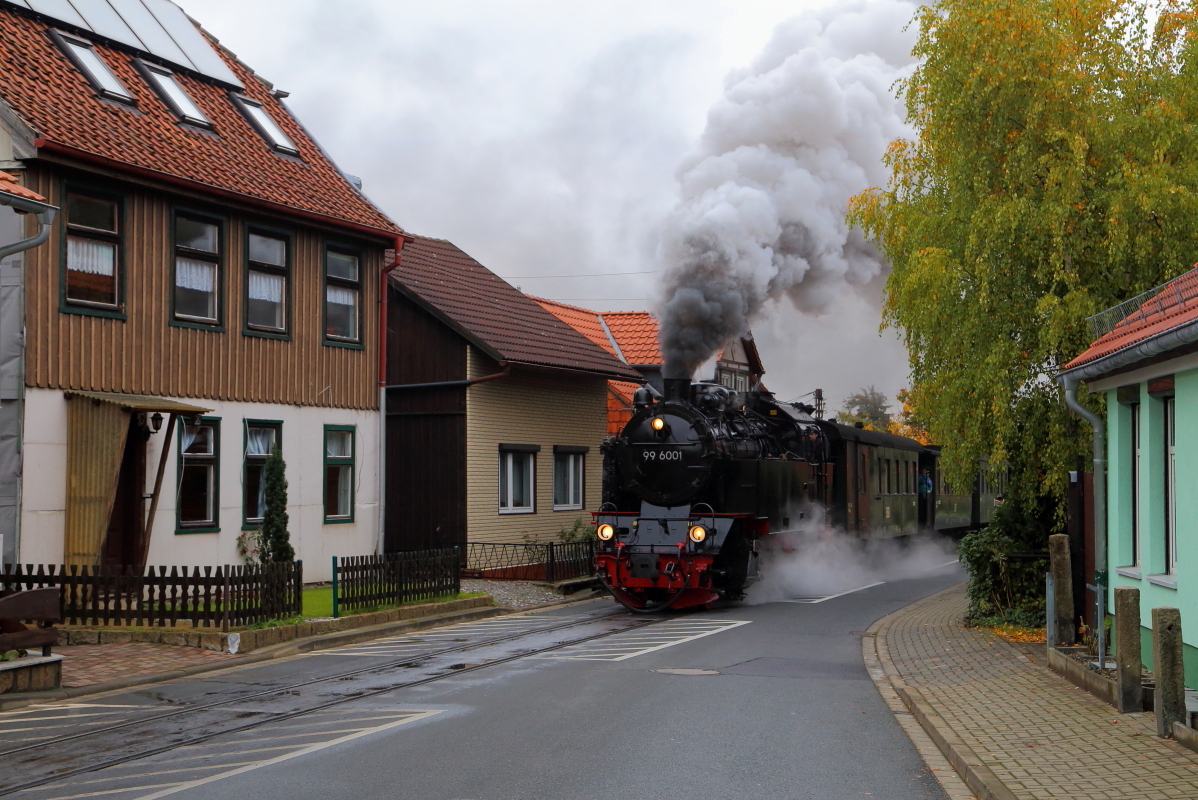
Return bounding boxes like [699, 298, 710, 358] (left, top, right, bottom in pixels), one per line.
[1064, 266, 1198, 373]
[531, 297, 617, 357]
[0, 171, 46, 203]
[0, 8, 400, 237]
[600, 311, 661, 365]
[607, 380, 639, 435]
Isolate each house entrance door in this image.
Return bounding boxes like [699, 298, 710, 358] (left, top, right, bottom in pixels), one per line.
[101, 416, 149, 568]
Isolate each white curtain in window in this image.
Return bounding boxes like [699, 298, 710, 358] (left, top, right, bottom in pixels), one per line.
[180, 422, 198, 453]
[67, 237, 115, 275]
[246, 426, 275, 456]
[248, 270, 283, 301]
[326, 431, 351, 457]
[176, 257, 215, 291]
[326, 285, 356, 307]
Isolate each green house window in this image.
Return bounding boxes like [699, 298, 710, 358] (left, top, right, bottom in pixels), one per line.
[324, 426, 355, 522]
[178, 417, 220, 532]
[243, 421, 281, 526]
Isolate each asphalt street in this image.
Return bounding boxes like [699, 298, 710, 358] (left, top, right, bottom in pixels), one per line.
[5, 561, 966, 800]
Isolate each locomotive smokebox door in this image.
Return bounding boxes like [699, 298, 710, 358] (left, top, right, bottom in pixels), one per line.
[630, 554, 658, 579]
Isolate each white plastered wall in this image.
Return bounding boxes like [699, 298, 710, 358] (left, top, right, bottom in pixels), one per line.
[19, 388, 378, 582]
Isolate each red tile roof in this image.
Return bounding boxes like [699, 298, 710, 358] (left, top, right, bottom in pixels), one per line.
[0, 171, 46, 203]
[1064, 266, 1198, 372]
[607, 380, 639, 434]
[599, 311, 662, 365]
[531, 297, 617, 356]
[0, 8, 400, 237]
[394, 237, 643, 380]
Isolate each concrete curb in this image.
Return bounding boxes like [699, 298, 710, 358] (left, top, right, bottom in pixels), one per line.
[866, 585, 1017, 800]
[0, 604, 503, 712]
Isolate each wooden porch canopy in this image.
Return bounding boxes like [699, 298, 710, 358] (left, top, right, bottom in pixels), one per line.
[63, 391, 211, 567]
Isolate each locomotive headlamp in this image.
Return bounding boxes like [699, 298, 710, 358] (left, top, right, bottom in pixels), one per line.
[688, 525, 707, 543]
[650, 416, 666, 432]
[597, 523, 615, 540]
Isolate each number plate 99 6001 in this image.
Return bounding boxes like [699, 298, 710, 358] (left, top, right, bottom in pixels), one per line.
[642, 449, 683, 461]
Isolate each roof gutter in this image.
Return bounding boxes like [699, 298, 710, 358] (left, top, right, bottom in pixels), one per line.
[0, 192, 57, 261]
[32, 138, 401, 243]
[1061, 316, 1198, 383]
[384, 366, 511, 391]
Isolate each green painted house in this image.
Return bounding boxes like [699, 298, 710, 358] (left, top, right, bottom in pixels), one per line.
[1061, 266, 1198, 686]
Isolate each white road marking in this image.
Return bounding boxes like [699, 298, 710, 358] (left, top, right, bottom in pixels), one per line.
[538, 620, 750, 661]
[111, 713, 440, 800]
[779, 582, 885, 603]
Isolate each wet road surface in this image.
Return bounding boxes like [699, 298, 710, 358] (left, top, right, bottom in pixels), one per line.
[2, 562, 965, 800]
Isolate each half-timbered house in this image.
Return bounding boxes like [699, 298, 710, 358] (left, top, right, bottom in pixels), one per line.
[0, 0, 404, 579]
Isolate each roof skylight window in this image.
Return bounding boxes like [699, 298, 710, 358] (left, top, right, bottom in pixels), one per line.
[136, 61, 210, 127]
[52, 32, 133, 103]
[232, 96, 299, 155]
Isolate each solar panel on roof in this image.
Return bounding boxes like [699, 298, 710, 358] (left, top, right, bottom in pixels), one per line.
[107, 0, 195, 72]
[26, 0, 86, 27]
[1, 0, 242, 88]
[142, 0, 239, 86]
[69, 0, 145, 50]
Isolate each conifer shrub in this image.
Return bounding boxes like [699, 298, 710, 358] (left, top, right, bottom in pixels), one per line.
[260, 446, 294, 563]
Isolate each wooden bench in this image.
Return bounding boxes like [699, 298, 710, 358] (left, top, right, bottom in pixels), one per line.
[0, 589, 61, 657]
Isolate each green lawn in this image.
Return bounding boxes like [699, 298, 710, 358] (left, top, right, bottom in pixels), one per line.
[301, 586, 486, 619]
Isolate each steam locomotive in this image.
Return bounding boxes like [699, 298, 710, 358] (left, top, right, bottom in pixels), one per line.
[594, 378, 1001, 612]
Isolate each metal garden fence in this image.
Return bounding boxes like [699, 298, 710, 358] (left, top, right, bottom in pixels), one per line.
[462, 541, 595, 583]
[331, 549, 459, 618]
[0, 561, 303, 630]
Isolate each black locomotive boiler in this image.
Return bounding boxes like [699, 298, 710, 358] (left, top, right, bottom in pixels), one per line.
[594, 378, 830, 612]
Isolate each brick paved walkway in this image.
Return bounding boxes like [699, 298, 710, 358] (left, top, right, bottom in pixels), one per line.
[878, 585, 1198, 800]
[58, 643, 236, 688]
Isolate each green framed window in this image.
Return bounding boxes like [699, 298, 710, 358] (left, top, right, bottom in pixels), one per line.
[177, 416, 220, 533]
[244, 227, 290, 337]
[323, 425, 355, 522]
[172, 209, 224, 328]
[62, 188, 124, 315]
[323, 243, 362, 346]
[243, 420, 281, 527]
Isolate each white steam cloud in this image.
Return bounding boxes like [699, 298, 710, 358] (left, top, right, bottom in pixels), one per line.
[746, 523, 959, 605]
[657, 0, 918, 378]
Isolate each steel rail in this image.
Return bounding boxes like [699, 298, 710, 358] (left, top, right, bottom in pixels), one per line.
[0, 607, 628, 760]
[1, 612, 657, 797]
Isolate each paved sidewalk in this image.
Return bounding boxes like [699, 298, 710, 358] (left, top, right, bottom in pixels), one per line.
[57, 642, 236, 688]
[874, 584, 1198, 800]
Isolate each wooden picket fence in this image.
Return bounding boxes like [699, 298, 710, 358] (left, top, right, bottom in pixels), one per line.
[0, 562, 303, 630]
[332, 550, 459, 617]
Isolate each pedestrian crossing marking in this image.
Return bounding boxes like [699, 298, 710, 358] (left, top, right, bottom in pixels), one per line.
[536, 619, 750, 661]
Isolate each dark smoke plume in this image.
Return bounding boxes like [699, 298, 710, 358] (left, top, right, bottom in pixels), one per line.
[656, 0, 917, 379]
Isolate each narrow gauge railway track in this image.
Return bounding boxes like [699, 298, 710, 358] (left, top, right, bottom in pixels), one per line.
[1, 609, 651, 797]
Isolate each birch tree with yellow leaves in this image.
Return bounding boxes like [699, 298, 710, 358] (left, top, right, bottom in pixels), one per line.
[851, 0, 1198, 539]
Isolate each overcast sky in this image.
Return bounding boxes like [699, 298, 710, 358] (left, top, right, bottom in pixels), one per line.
[181, 0, 911, 412]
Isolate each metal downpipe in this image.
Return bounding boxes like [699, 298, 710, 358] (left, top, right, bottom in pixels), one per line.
[0, 208, 55, 261]
[1062, 375, 1106, 588]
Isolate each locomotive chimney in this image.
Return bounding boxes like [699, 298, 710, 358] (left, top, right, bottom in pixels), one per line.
[664, 377, 691, 403]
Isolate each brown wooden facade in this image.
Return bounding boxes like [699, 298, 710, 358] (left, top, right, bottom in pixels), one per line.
[384, 288, 468, 552]
[22, 163, 386, 411]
